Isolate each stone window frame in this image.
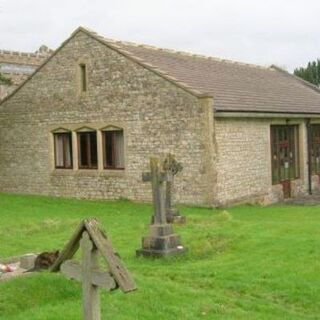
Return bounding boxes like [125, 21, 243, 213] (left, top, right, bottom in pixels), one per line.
[101, 125, 125, 170]
[52, 128, 73, 169]
[49, 122, 127, 176]
[76, 127, 98, 170]
[77, 58, 89, 96]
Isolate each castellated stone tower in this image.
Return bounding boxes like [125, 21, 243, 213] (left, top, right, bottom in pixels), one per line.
[0, 45, 53, 100]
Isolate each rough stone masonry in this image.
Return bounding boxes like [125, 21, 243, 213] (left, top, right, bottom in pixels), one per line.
[1, 26, 320, 206]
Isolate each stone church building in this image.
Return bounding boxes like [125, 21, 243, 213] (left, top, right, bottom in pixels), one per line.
[1, 26, 320, 206]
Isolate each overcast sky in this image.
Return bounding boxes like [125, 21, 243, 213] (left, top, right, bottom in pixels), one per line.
[0, 0, 319, 72]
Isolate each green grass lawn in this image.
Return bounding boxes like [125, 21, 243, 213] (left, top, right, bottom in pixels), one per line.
[0, 193, 319, 319]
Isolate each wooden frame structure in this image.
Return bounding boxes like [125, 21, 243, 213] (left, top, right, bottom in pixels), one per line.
[270, 125, 300, 198]
[51, 219, 136, 320]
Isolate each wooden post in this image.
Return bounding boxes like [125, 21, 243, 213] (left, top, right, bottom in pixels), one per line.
[81, 231, 100, 320]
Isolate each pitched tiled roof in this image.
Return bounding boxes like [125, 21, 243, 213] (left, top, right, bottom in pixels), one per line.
[3, 27, 320, 114]
[111, 40, 320, 114]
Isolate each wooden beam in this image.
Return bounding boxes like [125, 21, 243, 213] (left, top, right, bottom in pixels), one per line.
[84, 219, 137, 293]
[50, 220, 85, 272]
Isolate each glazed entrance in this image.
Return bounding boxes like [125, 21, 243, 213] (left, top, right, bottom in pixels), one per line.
[271, 125, 300, 198]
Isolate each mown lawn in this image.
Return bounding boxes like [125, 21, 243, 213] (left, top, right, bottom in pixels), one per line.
[0, 193, 319, 319]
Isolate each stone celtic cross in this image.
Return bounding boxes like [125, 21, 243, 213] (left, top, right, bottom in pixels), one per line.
[137, 157, 186, 257]
[142, 157, 172, 224]
[51, 219, 136, 320]
[162, 154, 185, 223]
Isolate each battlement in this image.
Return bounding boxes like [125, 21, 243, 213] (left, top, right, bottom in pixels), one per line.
[0, 45, 53, 66]
[0, 45, 53, 100]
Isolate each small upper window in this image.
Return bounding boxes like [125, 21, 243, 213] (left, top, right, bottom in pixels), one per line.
[79, 64, 87, 92]
[78, 131, 97, 169]
[103, 130, 125, 169]
[54, 132, 73, 169]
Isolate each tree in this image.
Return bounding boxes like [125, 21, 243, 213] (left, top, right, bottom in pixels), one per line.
[0, 72, 12, 85]
[294, 59, 320, 86]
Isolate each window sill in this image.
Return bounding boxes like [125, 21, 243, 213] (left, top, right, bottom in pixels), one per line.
[51, 169, 126, 177]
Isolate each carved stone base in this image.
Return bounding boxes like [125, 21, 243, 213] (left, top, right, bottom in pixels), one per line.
[170, 215, 186, 224]
[136, 247, 186, 258]
[136, 224, 187, 258]
[166, 208, 186, 224]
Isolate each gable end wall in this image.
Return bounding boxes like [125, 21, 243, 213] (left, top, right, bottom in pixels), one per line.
[0, 31, 215, 205]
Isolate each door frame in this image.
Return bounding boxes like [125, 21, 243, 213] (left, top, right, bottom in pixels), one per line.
[270, 125, 300, 198]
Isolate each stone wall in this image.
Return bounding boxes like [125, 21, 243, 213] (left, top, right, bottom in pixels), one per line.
[0, 31, 213, 205]
[214, 117, 310, 206]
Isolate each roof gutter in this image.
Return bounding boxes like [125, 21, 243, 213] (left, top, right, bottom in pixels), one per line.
[215, 111, 320, 119]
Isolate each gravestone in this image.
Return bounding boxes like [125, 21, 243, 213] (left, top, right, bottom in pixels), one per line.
[51, 219, 136, 320]
[0, 253, 37, 281]
[136, 157, 186, 257]
[163, 154, 186, 224]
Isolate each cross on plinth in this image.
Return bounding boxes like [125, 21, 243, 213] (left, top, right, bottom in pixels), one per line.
[136, 157, 186, 257]
[163, 154, 186, 224]
[142, 157, 172, 224]
[51, 219, 136, 320]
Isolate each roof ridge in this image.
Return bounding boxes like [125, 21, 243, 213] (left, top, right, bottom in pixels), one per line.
[82, 28, 211, 98]
[0, 26, 212, 106]
[93, 35, 269, 71]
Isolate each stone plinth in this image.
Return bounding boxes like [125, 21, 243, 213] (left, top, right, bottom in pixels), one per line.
[136, 224, 186, 257]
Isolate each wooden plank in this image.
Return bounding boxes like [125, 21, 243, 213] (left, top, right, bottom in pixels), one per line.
[81, 231, 100, 320]
[50, 220, 85, 272]
[84, 219, 137, 293]
[61, 260, 117, 291]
